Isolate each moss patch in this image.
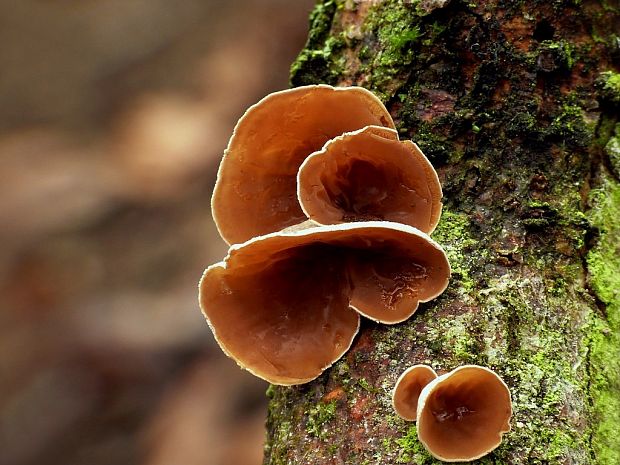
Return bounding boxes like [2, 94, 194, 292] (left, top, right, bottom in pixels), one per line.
[394, 425, 437, 464]
[361, 1, 423, 98]
[586, 175, 620, 465]
[306, 400, 338, 439]
[599, 71, 620, 104]
[604, 123, 620, 179]
[431, 209, 480, 294]
[290, 0, 343, 86]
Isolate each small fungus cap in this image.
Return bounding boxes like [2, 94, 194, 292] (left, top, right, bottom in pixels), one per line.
[392, 365, 438, 421]
[211, 85, 395, 245]
[199, 221, 450, 385]
[416, 365, 512, 462]
[297, 125, 442, 234]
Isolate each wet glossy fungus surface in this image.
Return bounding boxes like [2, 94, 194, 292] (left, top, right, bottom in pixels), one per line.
[201, 244, 358, 385]
[393, 365, 438, 421]
[199, 222, 450, 384]
[418, 367, 512, 461]
[298, 126, 442, 234]
[212, 86, 395, 245]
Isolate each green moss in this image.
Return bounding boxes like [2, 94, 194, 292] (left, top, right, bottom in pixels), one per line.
[386, 25, 422, 52]
[395, 425, 437, 464]
[422, 21, 447, 46]
[539, 429, 581, 460]
[537, 40, 576, 71]
[326, 442, 339, 456]
[507, 111, 538, 137]
[523, 187, 589, 254]
[357, 377, 375, 392]
[599, 71, 620, 104]
[306, 400, 337, 439]
[597, 114, 618, 148]
[473, 273, 590, 463]
[290, 34, 346, 86]
[443, 318, 481, 363]
[290, 1, 344, 86]
[412, 122, 454, 165]
[601, 0, 620, 12]
[604, 123, 620, 178]
[586, 175, 620, 464]
[548, 102, 593, 148]
[361, 1, 422, 97]
[305, 0, 338, 49]
[432, 209, 479, 294]
[265, 418, 292, 465]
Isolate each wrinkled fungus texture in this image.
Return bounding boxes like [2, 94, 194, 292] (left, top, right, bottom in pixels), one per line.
[392, 364, 438, 421]
[211, 85, 395, 245]
[199, 222, 450, 385]
[298, 126, 442, 233]
[417, 365, 512, 462]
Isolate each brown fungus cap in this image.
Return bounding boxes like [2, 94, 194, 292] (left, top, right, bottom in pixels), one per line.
[416, 365, 512, 462]
[392, 365, 438, 421]
[211, 85, 395, 245]
[297, 126, 442, 234]
[199, 221, 450, 385]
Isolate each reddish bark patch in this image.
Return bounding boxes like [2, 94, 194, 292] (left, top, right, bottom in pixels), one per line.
[502, 15, 534, 53]
[350, 395, 371, 421]
[324, 387, 346, 402]
[560, 63, 596, 94]
[334, 0, 372, 87]
[491, 79, 512, 108]
[416, 88, 457, 122]
[352, 329, 375, 353]
[338, 0, 372, 34]
[433, 301, 478, 319]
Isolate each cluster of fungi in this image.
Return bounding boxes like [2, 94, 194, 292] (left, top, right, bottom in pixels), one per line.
[199, 85, 512, 461]
[392, 365, 512, 461]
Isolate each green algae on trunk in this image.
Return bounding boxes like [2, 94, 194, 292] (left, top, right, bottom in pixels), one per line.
[587, 175, 620, 464]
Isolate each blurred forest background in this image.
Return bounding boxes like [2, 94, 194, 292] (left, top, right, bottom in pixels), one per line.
[0, 1, 315, 464]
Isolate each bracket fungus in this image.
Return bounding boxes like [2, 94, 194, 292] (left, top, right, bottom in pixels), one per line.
[211, 85, 395, 245]
[297, 125, 442, 234]
[416, 365, 512, 462]
[392, 364, 438, 421]
[202, 85, 451, 386]
[199, 222, 450, 385]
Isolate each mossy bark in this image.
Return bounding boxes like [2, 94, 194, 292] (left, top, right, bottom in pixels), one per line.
[264, 0, 620, 463]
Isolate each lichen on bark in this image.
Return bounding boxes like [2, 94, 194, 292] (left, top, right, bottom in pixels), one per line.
[265, 0, 620, 463]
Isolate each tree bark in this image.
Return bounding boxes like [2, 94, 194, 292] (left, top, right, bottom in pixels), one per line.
[264, 0, 620, 463]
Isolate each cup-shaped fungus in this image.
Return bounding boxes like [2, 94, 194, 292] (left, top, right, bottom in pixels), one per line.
[416, 365, 512, 462]
[392, 365, 438, 421]
[298, 126, 442, 234]
[199, 222, 450, 385]
[211, 85, 395, 245]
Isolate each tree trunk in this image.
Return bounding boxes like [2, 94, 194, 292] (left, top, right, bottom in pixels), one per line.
[263, 0, 620, 463]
